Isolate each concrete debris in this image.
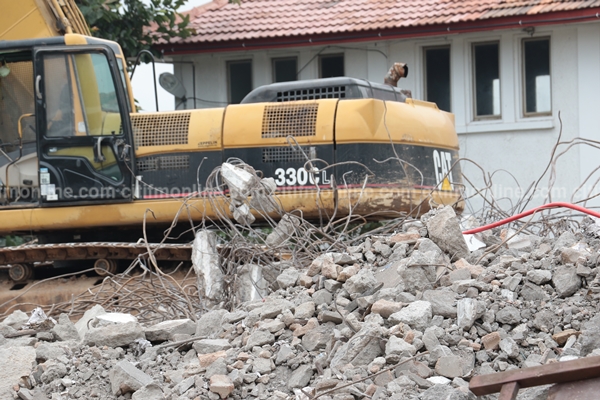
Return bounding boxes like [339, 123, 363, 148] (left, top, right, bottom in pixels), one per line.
[221, 162, 278, 225]
[192, 229, 224, 302]
[5, 214, 600, 399]
[422, 206, 470, 260]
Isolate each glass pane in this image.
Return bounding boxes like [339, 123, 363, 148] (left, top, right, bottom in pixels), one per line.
[474, 43, 500, 117]
[274, 58, 297, 83]
[73, 52, 122, 136]
[320, 55, 344, 78]
[0, 54, 35, 148]
[524, 39, 551, 114]
[425, 47, 451, 112]
[48, 145, 122, 181]
[229, 60, 252, 104]
[44, 55, 75, 137]
[117, 58, 132, 113]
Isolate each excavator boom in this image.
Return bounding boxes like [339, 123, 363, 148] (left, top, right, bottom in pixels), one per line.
[1, 0, 90, 41]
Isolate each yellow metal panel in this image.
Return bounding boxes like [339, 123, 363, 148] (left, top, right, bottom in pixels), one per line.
[0, 185, 462, 235]
[0, 0, 57, 40]
[335, 98, 459, 149]
[64, 33, 88, 45]
[223, 99, 337, 148]
[133, 108, 224, 158]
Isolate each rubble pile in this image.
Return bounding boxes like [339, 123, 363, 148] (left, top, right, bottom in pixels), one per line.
[3, 206, 600, 400]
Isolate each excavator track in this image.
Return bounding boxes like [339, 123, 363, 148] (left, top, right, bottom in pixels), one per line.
[0, 242, 192, 281]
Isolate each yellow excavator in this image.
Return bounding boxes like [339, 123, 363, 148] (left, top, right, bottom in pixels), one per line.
[0, 0, 462, 281]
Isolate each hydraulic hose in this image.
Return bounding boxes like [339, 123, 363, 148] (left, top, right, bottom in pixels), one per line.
[462, 202, 600, 235]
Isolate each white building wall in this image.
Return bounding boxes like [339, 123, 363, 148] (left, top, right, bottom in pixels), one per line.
[172, 21, 600, 210]
[577, 23, 600, 206]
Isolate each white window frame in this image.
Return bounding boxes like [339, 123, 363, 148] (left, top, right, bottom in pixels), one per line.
[471, 40, 502, 121]
[520, 36, 552, 118]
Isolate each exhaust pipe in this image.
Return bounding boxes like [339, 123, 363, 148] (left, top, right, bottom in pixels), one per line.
[384, 62, 408, 87]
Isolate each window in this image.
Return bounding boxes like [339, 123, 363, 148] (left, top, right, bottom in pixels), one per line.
[273, 57, 297, 83]
[227, 60, 252, 104]
[319, 54, 344, 78]
[44, 52, 122, 137]
[473, 42, 500, 118]
[424, 46, 451, 112]
[523, 38, 551, 115]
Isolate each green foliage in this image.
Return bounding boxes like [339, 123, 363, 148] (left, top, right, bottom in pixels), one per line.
[75, 0, 193, 61]
[0, 235, 24, 247]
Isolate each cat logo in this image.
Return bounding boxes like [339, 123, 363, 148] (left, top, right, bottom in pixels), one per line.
[433, 150, 454, 190]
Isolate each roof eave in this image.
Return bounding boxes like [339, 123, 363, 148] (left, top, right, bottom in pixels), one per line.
[155, 8, 600, 55]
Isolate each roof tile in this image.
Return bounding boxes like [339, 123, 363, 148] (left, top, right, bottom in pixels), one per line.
[170, 0, 600, 44]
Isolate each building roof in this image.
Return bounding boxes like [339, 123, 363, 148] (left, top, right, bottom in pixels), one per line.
[159, 0, 600, 52]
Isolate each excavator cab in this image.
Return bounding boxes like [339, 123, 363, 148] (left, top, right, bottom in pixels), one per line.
[0, 39, 135, 207]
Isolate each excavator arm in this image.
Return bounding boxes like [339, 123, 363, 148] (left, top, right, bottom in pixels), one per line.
[1, 0, 90, 41]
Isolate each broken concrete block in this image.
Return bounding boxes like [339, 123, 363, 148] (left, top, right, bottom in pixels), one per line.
[337, 263, 360, 281]
[131, 382, 165, 400]
[371, 299, 403, 318]
[265, 215, 299, 247]
[397, 259, 433, 295]
[2, 310, 29, 330]
[375, 263, 403, 289]
[561, 244, 590, 264]
[502, 273, 522, 292]
[196, 309, 229, 338]
[495, 306, 521, 325]
[456, 298, 484, 330]
[198, 351, 228, 368]
[423, 206, 470, 260]
[434, 355, 464, 378]
[192, 230, 224, 302]
[84, 321, 145, 348]
[422, 289, 457, 318]
[288, 365, 314, 389]
[193, 339, 232, 355]
[526, 269, 552, 285]
[307, 253, 333, 276]
[321, 261, 340, 280]
[390, 232, 421, 243]
[209, 374, 234, 399]
[255, 298, 294, 319]
[109, 360, 153, 395]
[236, 264, 269, 303]
[552, 265, 581, 298]
[386, 335, 417, 358]
[0, 346, 36, 400]
[144, 319, 196, 342]
[294, 301, 316, 320]
[389, 301, 433, 331]
[330, 324, 384, 370]
[343, 268, 378, 299]
[35, 342, 67, 362]
[74, 304, 106, 340]
[291, 318, 319, 337]
[277, 267, 301, 289]
[552, 329, 580, 346]
[246, 330, 275, 348]
[51, 313, 80, 342]
[499, 337, 520, 359]
[302, 325, 332, 351]
[448, 268, 471, 282]
[454, 258, 484, 278]
[481, 332, 501, 350]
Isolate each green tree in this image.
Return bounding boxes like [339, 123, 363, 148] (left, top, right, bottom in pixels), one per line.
[75, 0, 193, 61]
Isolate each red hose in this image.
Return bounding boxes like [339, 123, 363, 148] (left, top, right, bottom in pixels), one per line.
[462, 202, 600, 235]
